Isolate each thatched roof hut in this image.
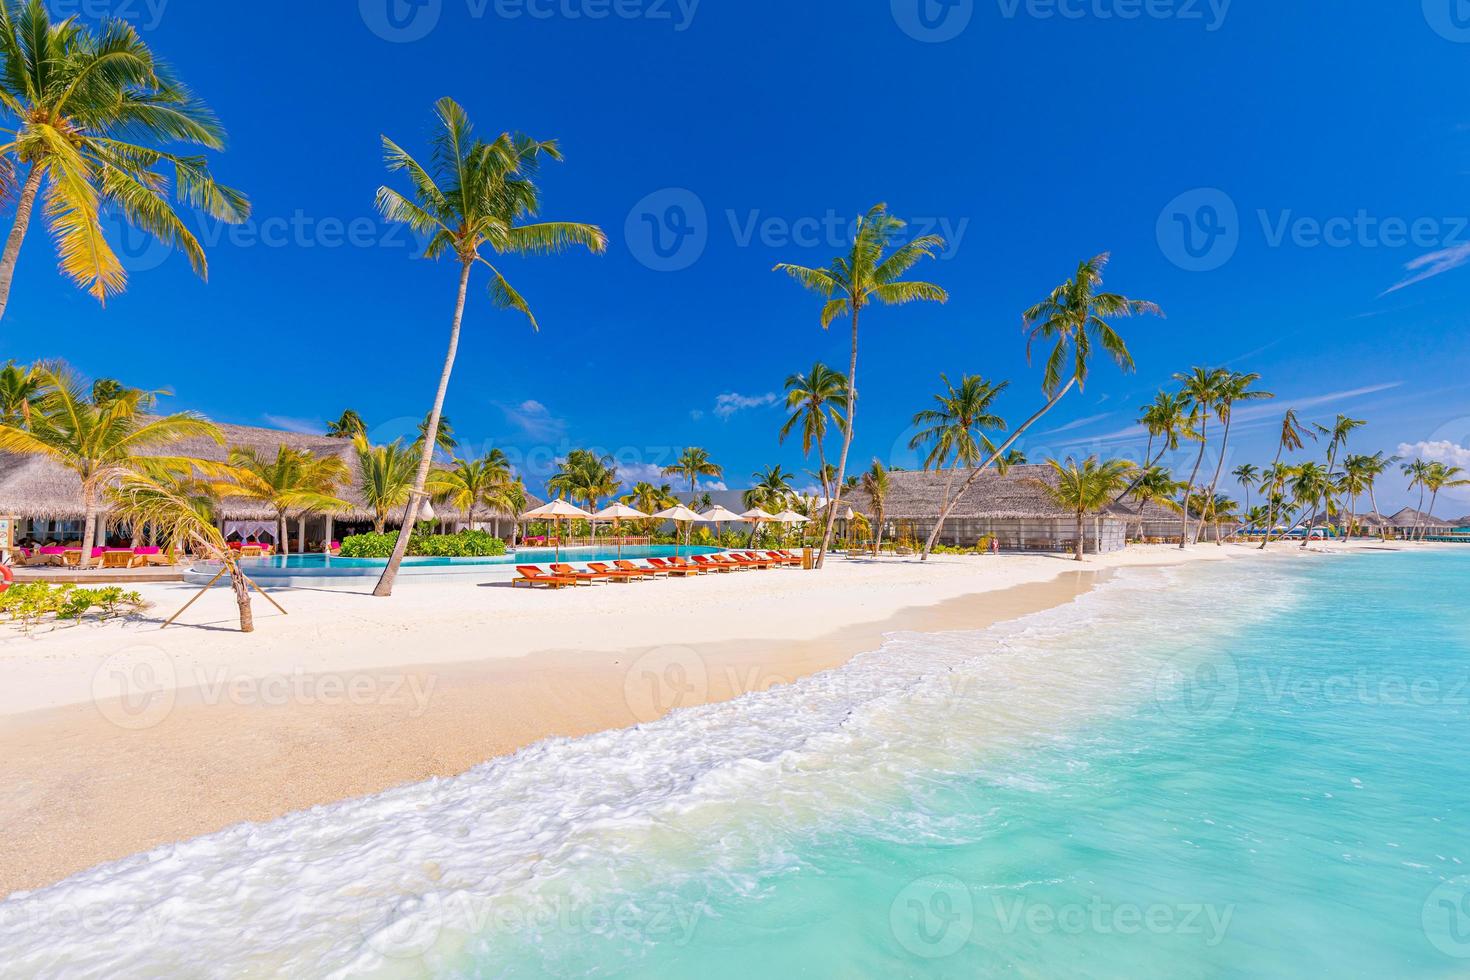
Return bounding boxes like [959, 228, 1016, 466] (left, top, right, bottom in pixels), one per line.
[846, 465, 1081, 521]
[0, 421, 534, 525]
[1385, 507, 1455, 530]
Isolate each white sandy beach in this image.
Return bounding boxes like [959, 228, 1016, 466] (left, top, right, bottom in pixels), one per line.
[0, 543, 1397, 896]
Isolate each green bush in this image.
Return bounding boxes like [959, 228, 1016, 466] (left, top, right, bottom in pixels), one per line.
[338, 530, 507, 559]
[0, 583, 145, 629]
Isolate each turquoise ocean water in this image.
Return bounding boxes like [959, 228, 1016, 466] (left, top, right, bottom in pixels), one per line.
[458, 550, 1470, 978]
[4, 550, 1468, 978]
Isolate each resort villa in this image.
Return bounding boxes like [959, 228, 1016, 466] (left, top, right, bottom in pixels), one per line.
[0, 422, 533, 555]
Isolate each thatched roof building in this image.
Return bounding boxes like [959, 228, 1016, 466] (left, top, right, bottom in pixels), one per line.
[0, 421, 533, 527]
[1384, 507, 1455, 531]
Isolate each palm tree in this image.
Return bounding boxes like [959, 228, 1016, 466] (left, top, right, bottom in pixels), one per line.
[1343, 451, 1395, 541]
[1114, 390, 1192, 505]
[779, 362, 848, 536]
[370, 97, 606, 597]
[1422, 462, 1470, 539]
[1000, 448, 1028, 469]
[622, 481, 677, 538]
[861, 459, 891, 555]
[1207, 494, 1239, 545]
[549, 449, 620, 520]
[774, 204, 948, 568]
[663, 447, 722, 497]
[1290, 462, 1334, 549]
[910, 373, 1009, 545]
[1232, 463, 1261, 513]
[1196, 372, 1272, 541]
[1259, 410, 1315, 550]
[1032, 456, 1136, 561]
[428, 451, 512, 530]
[354, 436, 417, 534]
[325, 410, 366, 439]
[416, 411, 457, 457]
[0, 359, 46, 424]
[924, 253, 1160, 558]
[1401, 458, 1431, 541]
[1317, 414, 1365, 537]
[0, 367, 220, 565]
[743, 465, 794, 546]
[227, 446, 348, 557]
[1125, 465, 1183, 540]
[1173, 366, 1228, 548]
[109, 466, 259, 631]
[0, 0, 249, 319]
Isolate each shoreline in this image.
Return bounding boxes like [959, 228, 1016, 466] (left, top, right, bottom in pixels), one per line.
[0, 544, 1373, 897]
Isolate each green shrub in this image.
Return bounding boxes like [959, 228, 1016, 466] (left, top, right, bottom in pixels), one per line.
[339, 530, 507, 559]
[0, 583, 144, 629]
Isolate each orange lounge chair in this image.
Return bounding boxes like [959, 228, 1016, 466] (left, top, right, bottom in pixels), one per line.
[762, 550, 802, 567]
[689, 554, 736, 572]
[615, 560, 664, 579]
[716, 553, 765, 570]
[552, 562, 615, 585]
[667, 556, 714, 575]
[513, 565, 580, 589]
[647, 557, 702, 576]
[588, 562, 649, 581]
[736, 552, 779, 568]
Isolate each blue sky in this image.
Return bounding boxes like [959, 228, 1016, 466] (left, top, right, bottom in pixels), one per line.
[13, 1, 1470, 512]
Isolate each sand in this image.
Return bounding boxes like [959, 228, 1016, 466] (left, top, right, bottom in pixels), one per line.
[0, 543, 1367, 897]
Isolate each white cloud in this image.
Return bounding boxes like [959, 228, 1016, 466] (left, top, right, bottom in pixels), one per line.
[1397, 440, 1470, 468]
[713, 392, 779, 420]
[262, 414, 326, 435]
[1381, 243, 1470, 295]
[499, 399, 566, 441]
[617, 461, 670, 483]
[689, 409, 705, 421]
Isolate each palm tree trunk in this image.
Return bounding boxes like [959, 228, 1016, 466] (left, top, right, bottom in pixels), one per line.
[374, 260, 472, 597]
[1198, 410, 1234, 544]
[1180, 417, 1209, 549]
[1415, 484, 1427, 542]
[0, 168, 45, 324]
[1074, 511, 1085, 561]
[874, 505, 885, 556]
[817, 306, 860, 570]
[1259, 440, 1287, 551]
[228, 563, 255, 633]
[1426, 490, 1441, 541]
[79, 483, 99, 568]
[1369, 484, 1387, 541]
[278, 513, 290, 557]
[922, 377, 1078, 559]
[1301, 500, 1319, 549]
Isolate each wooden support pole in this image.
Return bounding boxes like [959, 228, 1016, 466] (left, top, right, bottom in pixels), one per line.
[161, 566, 226, 629]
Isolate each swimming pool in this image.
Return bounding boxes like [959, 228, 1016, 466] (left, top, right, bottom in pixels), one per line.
[185, 545, 725, 586]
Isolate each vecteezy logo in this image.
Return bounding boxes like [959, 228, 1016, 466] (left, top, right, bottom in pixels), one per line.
[100, 212, 172, 275]
[1424, 876, 1470, 958]
[1157, 188, 1239, 272]
[360, 0, 442, 43]
[889, 874, 974, 958]
[91, 644, 177, 730]
[357, 892, 446, 960]
[1154, 652, 1241, 725]
[891, 0, 974, 42]
[625, 188, 707, 272]
[1424, 0, 1470, 42]
[623, 645, 709, 723]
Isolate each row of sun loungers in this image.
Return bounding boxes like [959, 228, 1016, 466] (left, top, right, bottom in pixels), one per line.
[512, 551, 803, 589]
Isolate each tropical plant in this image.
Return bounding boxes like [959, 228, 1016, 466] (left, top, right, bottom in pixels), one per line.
[621, 480, 676, 536]
[662, 447, 722, 497]
[0, 367, 220, 564]
[779, 361, 848, 525]
[1195, 372, 1272, 541]
[1032, 456, 1136, 561]
[1232, 463, 1261, 514]
[549, 449, 620, 513]
[742, 465, 795, 546]
[924, 253, 1159, 558]
[1342, 451, 1395, 541]
[369, 96, 606, 596]
[861, 458, 890, 555]
[325, 409, 366, 439]
[353, 436, 417, 534]
[1173, 366, 1227, 548]
[1259, 410, 1316, 550]
[909, 373, 1008, 543]
[108, 467, 257, 631]
[1290, 462, 1335, 548]
[774, 203, 948, 568]
[1123, 464, 1183, 539]
[1401, 457, 1431, 541]
[428, 450, 512, 530]
[0, 0, 249, 319]
[1316, 414, 1365, 537]
[416, 411, 457, 456]
[0, 358, 45, 424]
[226, 446, 348, 557]
[1421, 462, 1470, 539]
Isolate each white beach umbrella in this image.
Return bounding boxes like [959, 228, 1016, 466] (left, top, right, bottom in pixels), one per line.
[593, 503, 649, 557]
[522, 499, 594, 561]
[653, 504, 703, 554]
[739, 507, 778, 548]
[772, 509, 811, 548]
[700, 506, 746, 547]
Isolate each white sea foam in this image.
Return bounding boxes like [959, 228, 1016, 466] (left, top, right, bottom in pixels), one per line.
[0, 558, 1305, 978]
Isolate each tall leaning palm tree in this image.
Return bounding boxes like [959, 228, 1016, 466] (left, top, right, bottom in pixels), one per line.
[1422, 462, 1470, 540]
[1173, 366, 1228, 549]
[227, 446, 348, 557]
[909, 373, 1008, 546]
[0, 0, 249, 319]
[779, 362, 848, 527]
[1290, 462, 1334, 549]
[1259, 409, 1315, 550]
[774, 203, 948, 569]
[1232, 463, 1260, 514]
[924, 253, 1159, 559]
[663, 447, 722, 498]
[1033, 456, 1136, 561]
[1401, 457, 1431, 542]
[1317, 414, 1365, 537]
[0, 367, 220, 564]
[1343, 451, 1395, 541]
[861, 458, 891, 555]
[370, 97, 606, 596]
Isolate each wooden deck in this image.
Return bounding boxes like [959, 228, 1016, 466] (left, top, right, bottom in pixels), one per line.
[12, 565, 186, 585]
